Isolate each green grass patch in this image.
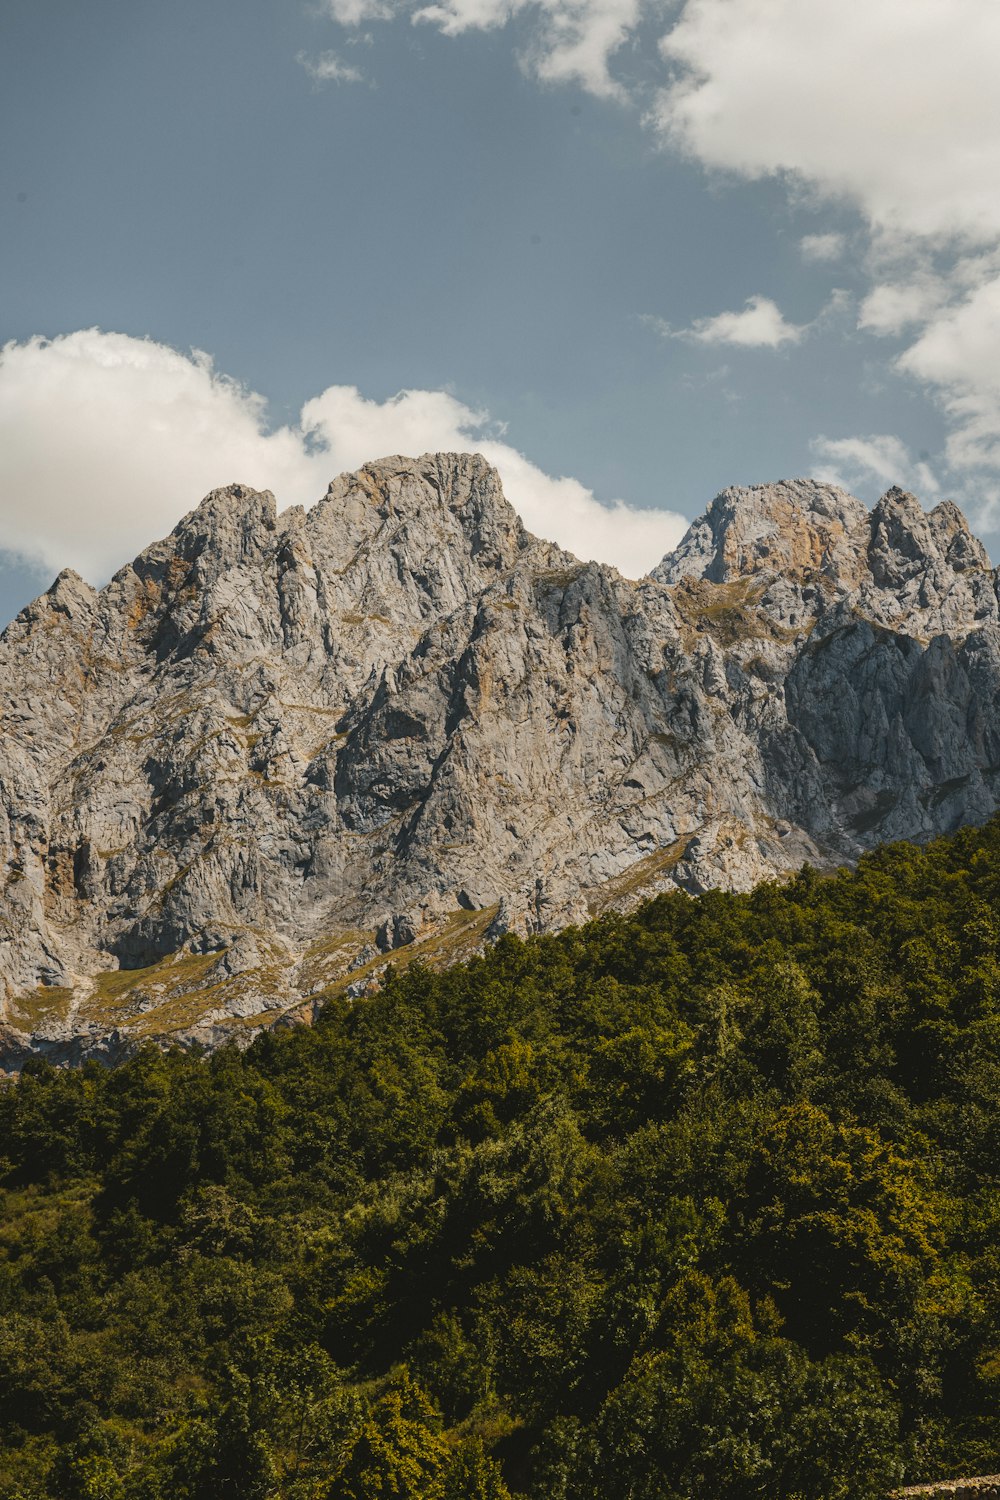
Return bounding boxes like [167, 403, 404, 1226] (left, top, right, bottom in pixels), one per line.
[8, 986, 74, 1031]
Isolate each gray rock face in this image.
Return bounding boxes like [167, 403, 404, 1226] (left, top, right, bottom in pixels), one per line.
[2, 457, 999, 1060]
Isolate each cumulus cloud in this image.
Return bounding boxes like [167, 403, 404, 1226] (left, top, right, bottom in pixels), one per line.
[516, 0, 641, 98]
[682, 295, 805, 349]
[810, 430, 1000, 549]
[0, 331, 685, 586]
[655, 0, 1000, 248]
[858, 277, 950, 338]
[810, 433, 940, 500]
[896, 275, 1000, 472]
[0, 333, 310, 583]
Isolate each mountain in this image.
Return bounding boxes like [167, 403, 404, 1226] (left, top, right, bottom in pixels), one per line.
[2, 453, 999, 1062]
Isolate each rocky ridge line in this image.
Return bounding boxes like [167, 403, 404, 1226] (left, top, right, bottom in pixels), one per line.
[2, 456, 999, 1063]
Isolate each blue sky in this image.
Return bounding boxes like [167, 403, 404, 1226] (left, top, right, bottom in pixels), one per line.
[3, 0, 999, 623]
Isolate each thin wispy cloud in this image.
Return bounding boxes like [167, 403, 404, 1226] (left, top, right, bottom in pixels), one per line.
[858, 278, 950, 338]
[811, 433, 940, 501]
[800, 233, 845, 264]
[646, 292, 851, 351]
[321, 0, 394, 25]
[297, 49, 366, 84]
[414, 0, 641, 97]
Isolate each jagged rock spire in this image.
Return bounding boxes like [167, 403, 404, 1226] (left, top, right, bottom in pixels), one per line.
[653, 478, 869, 586]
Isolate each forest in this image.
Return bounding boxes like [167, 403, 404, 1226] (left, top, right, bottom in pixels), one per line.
[6, 818, 1000, 1497]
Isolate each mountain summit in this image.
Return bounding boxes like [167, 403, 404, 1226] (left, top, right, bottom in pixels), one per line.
[3, 455, 1000, 1062]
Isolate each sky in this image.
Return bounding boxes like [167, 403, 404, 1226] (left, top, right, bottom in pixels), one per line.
[3, 0, 1000, 623]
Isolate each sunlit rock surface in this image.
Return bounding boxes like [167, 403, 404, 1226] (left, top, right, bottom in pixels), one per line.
[3, 455, 1000, 1060]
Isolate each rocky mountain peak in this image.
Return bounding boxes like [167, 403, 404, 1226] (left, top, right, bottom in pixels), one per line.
[867, 488, 989, 586]
[4, 454, 1000, 1066]
[653, 478, 869, 587]
[654, 480, 993, 627]
[310, 451, 532, 567]
[44, 569, 98, 618]
[168, 483, 279, 570]
[296, 451, 558, 631]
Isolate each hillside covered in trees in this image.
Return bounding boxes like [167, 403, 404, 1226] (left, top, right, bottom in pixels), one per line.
[7, 819, 1000, 1497]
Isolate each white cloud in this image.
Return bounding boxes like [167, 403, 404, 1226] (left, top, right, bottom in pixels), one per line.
[321, 0, 394, 25]
[683, 295, 805, 349]
[810, 433, 940, 500]
[521, 0, 641, 98]
[297, 49, 366, 84]
[655, 0, 1000, 248]
[799, 233, 845, 264]
[323, 0, 641, 98]
[896, 275, 1000, 472]
[0, 333, 309, 583]
[897, 278, 1000, 401]
[858, 277, 949, 338]
[412, 0, 515, 33]
[0, 331, 685, 587]
[811, 430, 1000, 552]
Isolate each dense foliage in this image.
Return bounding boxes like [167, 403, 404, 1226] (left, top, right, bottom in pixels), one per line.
[7, 820, 1000, 1496]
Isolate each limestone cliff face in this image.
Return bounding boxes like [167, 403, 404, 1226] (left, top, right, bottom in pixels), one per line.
[2, 456, 999, 1061]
